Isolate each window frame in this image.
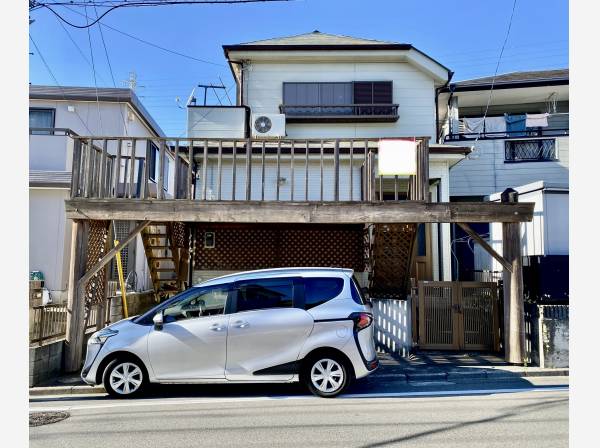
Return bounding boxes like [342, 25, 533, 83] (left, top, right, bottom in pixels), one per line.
[29, 107, 56, 135]
[504, 138, 558, 163]
[231, 277, 302, 314]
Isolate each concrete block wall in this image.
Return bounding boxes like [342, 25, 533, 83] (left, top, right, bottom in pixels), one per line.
[526, 304, 569, 368]
[29, 339, 64, 387]
[372, 298, 413, 358]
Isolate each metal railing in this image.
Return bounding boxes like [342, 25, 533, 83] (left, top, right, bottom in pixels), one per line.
[70, 137, 431, 202]
[279, 104, 399, 120]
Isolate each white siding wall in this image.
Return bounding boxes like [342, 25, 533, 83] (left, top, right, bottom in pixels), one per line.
[450, 136, 569, 197]
[244, 62, 436, 140]
[29, 189, 72, 302]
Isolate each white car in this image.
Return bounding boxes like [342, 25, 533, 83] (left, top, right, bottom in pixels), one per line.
[81, 267, 378, 398]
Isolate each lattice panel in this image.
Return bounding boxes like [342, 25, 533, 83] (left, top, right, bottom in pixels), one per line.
[170, 222, 187, 248]
[368, 223, 417, 298]
[193, 224, 364, 272]
[84, 220, 110, 308]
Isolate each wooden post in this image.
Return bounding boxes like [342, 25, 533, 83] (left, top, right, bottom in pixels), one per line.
[64, 220, 88, 372]
[501, 188, 526, 364]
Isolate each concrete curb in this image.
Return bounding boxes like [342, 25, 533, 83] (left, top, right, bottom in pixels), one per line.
[29, 368, 568, 396]
[29, 385, 106, 397]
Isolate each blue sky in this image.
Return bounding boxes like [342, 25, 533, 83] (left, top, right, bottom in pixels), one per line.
[29, 0, 568, 136]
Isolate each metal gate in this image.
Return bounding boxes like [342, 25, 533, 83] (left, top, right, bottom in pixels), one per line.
[417, 281, 500, 351]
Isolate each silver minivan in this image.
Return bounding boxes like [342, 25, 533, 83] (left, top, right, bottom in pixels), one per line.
[81, 268, 378, 398]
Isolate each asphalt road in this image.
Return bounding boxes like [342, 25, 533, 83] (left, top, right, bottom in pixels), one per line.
[30, 376, 568, 448]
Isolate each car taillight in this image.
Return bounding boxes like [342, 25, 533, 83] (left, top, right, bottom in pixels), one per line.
[352, 312, 373, 331]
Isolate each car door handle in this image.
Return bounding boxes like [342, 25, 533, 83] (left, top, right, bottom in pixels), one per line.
[234, 321, 250, 329]
[209, 324, 226, 332]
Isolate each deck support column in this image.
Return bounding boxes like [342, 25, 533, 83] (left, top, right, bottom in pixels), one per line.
[64, 220, 88, 372]
[501, 189, 526, 364]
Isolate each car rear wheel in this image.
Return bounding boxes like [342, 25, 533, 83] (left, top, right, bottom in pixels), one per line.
[302, 355, 351, 398]
[103, 358, 147, 398]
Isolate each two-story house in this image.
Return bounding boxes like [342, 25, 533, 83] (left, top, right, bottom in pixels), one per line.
[436, 70, 569, 301]
[187, 31, 472, 286]
[29, 86, 173, 303]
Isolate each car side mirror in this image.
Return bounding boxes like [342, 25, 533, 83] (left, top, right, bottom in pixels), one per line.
[153, 311, 164, 330]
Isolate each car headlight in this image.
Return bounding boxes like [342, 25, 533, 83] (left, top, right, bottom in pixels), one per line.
[89, 328, 118, 345]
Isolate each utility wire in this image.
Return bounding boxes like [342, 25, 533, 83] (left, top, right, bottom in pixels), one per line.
[29, 34, 94, 135]
[85, 5, 104, 135]
[35, 1, 292, 28]
[93, 4, 129, 135]
[55, 4, 225, 67]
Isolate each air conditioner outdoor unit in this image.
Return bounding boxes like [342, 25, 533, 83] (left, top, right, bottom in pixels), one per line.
[251, 113, 286, 138]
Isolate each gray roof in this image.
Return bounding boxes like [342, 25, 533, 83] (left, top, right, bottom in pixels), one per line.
[235, 31, 399, 46]
[29, 85, 165, 137]
[452, 69, 569, 89]
[29, 170, 72, 188]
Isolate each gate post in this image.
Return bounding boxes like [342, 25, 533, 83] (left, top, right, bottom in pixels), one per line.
[501, 189, 526, 364]
[64, 220, 88, 372]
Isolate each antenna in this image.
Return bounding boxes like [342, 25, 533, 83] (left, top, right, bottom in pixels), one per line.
[197, 83, 227, 106]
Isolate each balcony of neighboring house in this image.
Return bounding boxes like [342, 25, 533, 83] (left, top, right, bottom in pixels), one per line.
[444, 112, 569, 142]
[279, 81, 399, 123]
[29, 128, 77, 188]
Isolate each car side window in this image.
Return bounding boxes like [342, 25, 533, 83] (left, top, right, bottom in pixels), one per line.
[162, 285, 229, 323]
[304, 277, 344, 309]
[235, 278, 294, 312]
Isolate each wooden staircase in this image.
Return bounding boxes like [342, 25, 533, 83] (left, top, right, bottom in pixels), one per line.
[142, 223, 189, 302]
[366, 223, 418, 299]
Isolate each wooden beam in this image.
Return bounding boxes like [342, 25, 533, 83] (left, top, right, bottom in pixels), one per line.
[64, 220, 87, 372]
[65, 199, 535, 224]
[457, 223, 513, 273]
[77, 220, 151, 288]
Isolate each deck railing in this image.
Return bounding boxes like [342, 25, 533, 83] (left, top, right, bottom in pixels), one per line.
[69, 137, 431, 203]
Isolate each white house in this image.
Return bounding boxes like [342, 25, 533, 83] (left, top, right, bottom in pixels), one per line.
[186, 31, 472, 284]
[29, 86, 171, 302]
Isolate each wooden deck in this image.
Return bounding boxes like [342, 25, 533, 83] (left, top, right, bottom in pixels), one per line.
[65, 198, 534, 223]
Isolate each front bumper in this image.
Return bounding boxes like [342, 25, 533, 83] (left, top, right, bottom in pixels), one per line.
[80, 342, 104, 385]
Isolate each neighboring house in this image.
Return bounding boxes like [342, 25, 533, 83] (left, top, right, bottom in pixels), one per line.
[487, 181, 568, 303]
[29, 85, 171, 302]
[436, 69, 569, 281]
[187, 31, 471, 286]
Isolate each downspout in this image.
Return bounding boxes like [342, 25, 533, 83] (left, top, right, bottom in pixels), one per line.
[435, 70, 454, 143]
[229, 59, 250, 138]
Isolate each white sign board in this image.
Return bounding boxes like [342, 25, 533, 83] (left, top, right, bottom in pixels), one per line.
[377, 139, 417, 176]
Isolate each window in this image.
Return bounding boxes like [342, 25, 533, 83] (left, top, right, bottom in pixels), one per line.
[29, 108, 55, 134]
[161, 285, 229, 323]
[282, 81, 393, 116]
[304, 277, 344, 309]
[350, 276, 365, 305]
[235, 278, 295, 312]
[505, 139, 556, 162]
[148, 143, 170, 189]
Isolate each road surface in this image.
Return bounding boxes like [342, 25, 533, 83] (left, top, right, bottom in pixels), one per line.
[30, 376, 568, 448]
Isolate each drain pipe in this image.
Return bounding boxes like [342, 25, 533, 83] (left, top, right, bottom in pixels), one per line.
[435, 70, 454, 143]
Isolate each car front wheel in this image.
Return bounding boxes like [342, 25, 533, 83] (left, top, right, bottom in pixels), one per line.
[303, 355, 351, 398]
[103, 358, 147, 398]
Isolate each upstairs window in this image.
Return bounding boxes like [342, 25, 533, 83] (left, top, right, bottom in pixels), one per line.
[29, 108, 55, 135]
[505, 139, 557, 162]
[282, 81, 394, 116]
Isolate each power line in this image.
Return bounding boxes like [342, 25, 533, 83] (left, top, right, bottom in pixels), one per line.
[29, 33, 94, 135]
[34, 1, 293, 29]
[53, 4, 226, 67]
[93, 4, 129, 135]
[84, 5, 104, 134]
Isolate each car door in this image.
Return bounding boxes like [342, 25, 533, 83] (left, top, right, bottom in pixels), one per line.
[147, 284, 231, 381]
[225, 277, 314, 381]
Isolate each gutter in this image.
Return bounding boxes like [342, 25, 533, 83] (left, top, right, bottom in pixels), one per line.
[435, 70, 454, 143]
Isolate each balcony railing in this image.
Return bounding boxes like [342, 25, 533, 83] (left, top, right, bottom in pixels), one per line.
[69, 137, 430, 203]
[279, 104, 399, 123]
